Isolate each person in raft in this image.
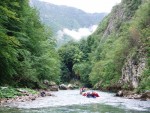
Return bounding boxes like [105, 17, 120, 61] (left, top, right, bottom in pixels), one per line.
[80, 87, 86, 94]
[82, 91, 100, 98]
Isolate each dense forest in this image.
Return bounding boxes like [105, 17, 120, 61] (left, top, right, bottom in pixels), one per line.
[0, 0, 149, 94]
[0, 0, 60, 88]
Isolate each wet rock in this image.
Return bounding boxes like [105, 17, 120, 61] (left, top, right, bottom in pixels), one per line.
[141, 91, 150, 100]
[46, 92, 52, 96]
[43, 80, 49, 85]
[49, 81, 56, 86]
[133, 94, 141, 99]
[68, 84, 74, 90]
[116, 90, 123, 97]
[40, 91, 46, 97]
[59, 84, 68, 90]
[49, 85, 59, 91]
[125, 94, 141, 99]
[115, 90, 141, 99]
[49, 81, 59, 91]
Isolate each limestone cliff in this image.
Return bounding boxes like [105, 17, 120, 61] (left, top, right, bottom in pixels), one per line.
[120, 48, 146, 89]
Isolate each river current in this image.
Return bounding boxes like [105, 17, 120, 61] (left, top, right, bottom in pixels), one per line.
[0, 90, 150, 113]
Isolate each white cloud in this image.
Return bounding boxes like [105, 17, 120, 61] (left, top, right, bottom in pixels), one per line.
[57, 25, 98, 40]
[39, 0, 121, 13]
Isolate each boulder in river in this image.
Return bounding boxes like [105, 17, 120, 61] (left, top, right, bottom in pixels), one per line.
[116, 90, 123, 97]
[59, 84, 68, 90]
[40, 91, 46, 97]
[68, 84, 74, 89]
[141, 91, 150, 100]
[48, 81, 59, 91]
[49, 85, 59, 91]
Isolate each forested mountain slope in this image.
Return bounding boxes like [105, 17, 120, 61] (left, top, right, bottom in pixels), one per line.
[58, 0, 150, 92]
[88, 0, 150, 92]
[30, 0, 106, 32]
[0, 0, 60, 88]
[30, 0, 106, 47]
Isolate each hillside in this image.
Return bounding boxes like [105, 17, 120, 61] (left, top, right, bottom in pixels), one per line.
[30, 0, 106, 47]
[58, 0, 150, 93]
[30, 0, 106, 32]
[88, 0, 150, 92]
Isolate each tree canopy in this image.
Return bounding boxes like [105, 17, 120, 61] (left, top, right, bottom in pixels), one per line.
[0, 0, 60, 88]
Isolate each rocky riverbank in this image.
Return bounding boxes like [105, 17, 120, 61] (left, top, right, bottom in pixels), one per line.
[115, 90, 150, 101]
[0, 82, 79, 105]
[0, 89, 54, 105]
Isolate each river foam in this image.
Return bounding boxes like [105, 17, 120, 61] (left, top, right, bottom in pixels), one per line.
[4, 90, 150, 111]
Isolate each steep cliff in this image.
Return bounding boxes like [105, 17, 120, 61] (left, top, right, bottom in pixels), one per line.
[87, 0, 150, 92]
[120, 48, 146, 89]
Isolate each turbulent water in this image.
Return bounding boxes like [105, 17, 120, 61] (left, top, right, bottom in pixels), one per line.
[0, 90, 150, 113]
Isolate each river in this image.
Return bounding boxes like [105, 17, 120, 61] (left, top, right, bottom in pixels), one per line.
[0, 90, 150, 113]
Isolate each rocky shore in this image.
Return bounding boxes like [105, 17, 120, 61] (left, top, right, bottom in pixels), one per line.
[115, 90, 150, 101]
[0, 82, 79, 105]
[0, 90, 54, 105]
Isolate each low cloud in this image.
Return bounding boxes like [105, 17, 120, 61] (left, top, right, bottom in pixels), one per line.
[57, 25, 97, 40]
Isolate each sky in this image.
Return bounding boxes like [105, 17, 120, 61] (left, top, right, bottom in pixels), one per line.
[39, 0, 121, 13]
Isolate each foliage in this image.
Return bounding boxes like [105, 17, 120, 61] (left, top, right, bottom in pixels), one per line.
[0, 0, 61, 88]
[130, 1, 150, 92]
[0, 87, 38, 98]
[73, 62, 92, 87]
[0, 87, 22, 98]
[58, 41, 83, 82]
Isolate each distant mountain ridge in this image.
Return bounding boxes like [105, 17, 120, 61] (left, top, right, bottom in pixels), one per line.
[30, 0, 107, 33]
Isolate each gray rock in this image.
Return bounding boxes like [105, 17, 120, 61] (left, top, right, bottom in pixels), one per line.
[59, 84, 68, 90]
[43, 80, 49, 86]
[116, 90, 123, 97]
[120, 49, 146, 89]
[141, 91, 150, 99]
[49, 85, 59, 91]
[68, 84, 74, 89]
[49, 81, 56, 86]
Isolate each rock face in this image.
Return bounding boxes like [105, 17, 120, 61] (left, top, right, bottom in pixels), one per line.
[120, 49, 146, 88]
[103, 4, 125, 38]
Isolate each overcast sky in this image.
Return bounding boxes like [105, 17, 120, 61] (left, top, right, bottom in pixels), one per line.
[39, 0, 121, 13]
